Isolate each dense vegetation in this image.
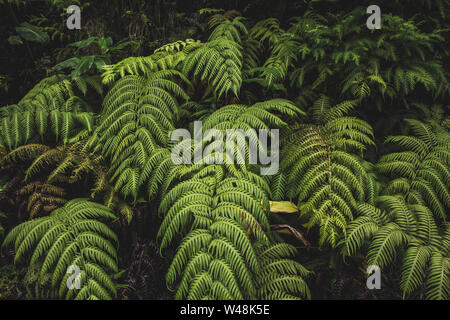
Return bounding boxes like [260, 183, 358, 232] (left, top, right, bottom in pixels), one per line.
[0, 0, 448, 300]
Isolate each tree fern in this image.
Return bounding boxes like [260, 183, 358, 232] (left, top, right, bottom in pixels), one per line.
[344, 119, 449, 299]
[17, 182, 67, 218]
[2, 199, 119, 300]
[0, 75, 98, 149]
[378, 119, 449, 220]
[159, 165, 310, 300]
[92, 71, 188, 202]
[182, 18, 247, 99]
[101, 44, 199, 85]
[281, 96, 375, 247]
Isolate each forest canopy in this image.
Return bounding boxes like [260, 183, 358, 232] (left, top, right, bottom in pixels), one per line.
[0, 0, 448, 300]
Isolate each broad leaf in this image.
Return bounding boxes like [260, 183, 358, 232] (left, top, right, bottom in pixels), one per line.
[15, 22, 49, 43]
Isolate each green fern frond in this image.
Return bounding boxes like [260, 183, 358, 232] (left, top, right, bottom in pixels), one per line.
[160, 165, 310, 300]
[2, 199, 118, 300]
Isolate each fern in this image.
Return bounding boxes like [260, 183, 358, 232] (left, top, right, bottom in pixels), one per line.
[154, 39, 201, 54]
[378, 119, 449, 221]
[182, 18, 247, 99]
[93, 71, 188, 202]
[344, 119, 449, 299]
[207, 10, 242, 29]
[281, 96, 375, 247]
[101, 45, 198, 85]
[0, 75, 98, 149]
[17, 182, 67, 218]
[2, 199, 119, 300]
[1, 4, 449, 301]
[159, 165, 310, 300]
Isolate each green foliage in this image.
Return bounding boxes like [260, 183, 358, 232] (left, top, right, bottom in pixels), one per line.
[0, 264, 27, 299]
[0, 75, 100, 149]
[281, 96, 376, 247]
[52, 37, 139, 78]
[343, 119, 449, 300]
[4, 141, 104, 185]
[101, 44, 196, 85]
[182, 40, 242, 99]
[2, 199, 119, 300]
[2, 141, 132, 223]
[248, 8, 448, 110]
[159, 165, 310, 300]
[92, 71, 188, 202]
[154, 39, 201, 54]
[154, 93, 310, 299]
[16, 22, 48, 42]
[1, 1, 449, 301]
[182, 17, 247, 99]
[378, 119, 449, 220]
